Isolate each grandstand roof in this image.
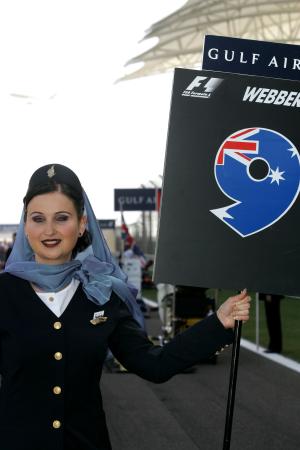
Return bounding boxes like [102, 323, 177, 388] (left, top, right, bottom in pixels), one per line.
[121, 0, 300, 81]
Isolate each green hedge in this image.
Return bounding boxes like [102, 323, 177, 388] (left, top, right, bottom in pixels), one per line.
[143, 288, 300, 363]
[213, 290, 300, 363]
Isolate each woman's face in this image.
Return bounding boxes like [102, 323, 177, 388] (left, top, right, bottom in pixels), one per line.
[25, 191, 86, 265]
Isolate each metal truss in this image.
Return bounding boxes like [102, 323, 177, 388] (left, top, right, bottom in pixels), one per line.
[121, 0, 300, 80]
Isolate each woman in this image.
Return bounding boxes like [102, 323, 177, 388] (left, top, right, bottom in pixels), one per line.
[0, 163, 250, 450]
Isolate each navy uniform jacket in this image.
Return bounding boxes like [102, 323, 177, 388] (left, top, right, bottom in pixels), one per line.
[0, 273, 233, 450]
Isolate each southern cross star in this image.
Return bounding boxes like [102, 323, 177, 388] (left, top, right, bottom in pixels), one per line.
[287, 147, 299, 158]
[268, 167, 285, 185]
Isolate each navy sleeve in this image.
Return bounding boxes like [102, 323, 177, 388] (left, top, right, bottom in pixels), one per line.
[108, 299, 233, 383]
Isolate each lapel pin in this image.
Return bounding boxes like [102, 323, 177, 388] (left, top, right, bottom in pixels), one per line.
[90, 310, 108, 325]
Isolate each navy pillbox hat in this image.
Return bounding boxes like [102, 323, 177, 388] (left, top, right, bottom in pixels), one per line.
[26, 163, 82, 195]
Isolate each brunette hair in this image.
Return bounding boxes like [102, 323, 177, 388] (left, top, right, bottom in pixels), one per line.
[23, 176, 91, 258]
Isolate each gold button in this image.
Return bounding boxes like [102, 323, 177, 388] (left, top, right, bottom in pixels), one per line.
[48, 296, 54, 302]
[52, 420, 61, 429]
[53, 321, 62, 330]
[54, 352, 63, 360]
[53, 386, 62, 395]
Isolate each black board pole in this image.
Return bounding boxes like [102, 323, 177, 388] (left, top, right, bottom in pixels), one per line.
[222, 320, 243, 450]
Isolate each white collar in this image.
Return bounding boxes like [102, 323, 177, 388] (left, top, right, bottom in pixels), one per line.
[35, 278, 80, 317]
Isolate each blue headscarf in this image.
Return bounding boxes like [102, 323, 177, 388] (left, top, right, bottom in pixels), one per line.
[5, 164, 144, 328]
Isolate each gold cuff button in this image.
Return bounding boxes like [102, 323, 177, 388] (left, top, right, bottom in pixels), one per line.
[54, 352, 63, 360]
[53, 386, 62, 395]
[53, 322, 62, 330]
[52, 420, 61, 429]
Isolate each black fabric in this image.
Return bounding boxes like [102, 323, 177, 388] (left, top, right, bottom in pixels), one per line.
[26, 163, 82, 197]
[0, 273, 233, 450]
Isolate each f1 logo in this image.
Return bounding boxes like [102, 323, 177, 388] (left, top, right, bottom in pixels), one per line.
[182, 76, 223, 98]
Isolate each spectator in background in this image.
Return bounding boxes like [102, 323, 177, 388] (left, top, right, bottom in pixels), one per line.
[4, 232, 17, 265]
[259, 293, 284, 353]
[0, 242, 7, 270]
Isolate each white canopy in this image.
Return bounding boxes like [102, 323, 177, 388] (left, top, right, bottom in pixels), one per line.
[121, 0, 300, 81]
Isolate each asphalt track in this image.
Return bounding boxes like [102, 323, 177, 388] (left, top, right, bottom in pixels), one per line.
[102, 310, 300, 450]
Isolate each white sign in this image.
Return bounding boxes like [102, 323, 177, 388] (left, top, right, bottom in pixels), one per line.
[122, 257, 142, 296]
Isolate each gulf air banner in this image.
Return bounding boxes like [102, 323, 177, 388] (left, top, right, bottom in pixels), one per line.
[154, 68, 300, 295]
[202, 35, 300, 81]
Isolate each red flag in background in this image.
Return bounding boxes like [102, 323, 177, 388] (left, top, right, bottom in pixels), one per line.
[120, 211, 147, 268]
[121, 211, 134, 247]
[156, 188, 161, 211]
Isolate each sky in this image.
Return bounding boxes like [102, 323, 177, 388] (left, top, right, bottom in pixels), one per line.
[0, 0, 187, 224]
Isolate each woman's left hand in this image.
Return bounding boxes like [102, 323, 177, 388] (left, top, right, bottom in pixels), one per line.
[216, 289, 251, 329]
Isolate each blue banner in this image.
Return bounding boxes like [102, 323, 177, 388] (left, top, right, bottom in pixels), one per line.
[0, 224, 18, 232]
[114, 188, 161, 211]
[202, 35, 300, 81]
[97, 220, 115, 229]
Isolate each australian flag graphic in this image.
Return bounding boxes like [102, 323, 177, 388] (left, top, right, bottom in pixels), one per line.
[211, 127, 300, 237]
